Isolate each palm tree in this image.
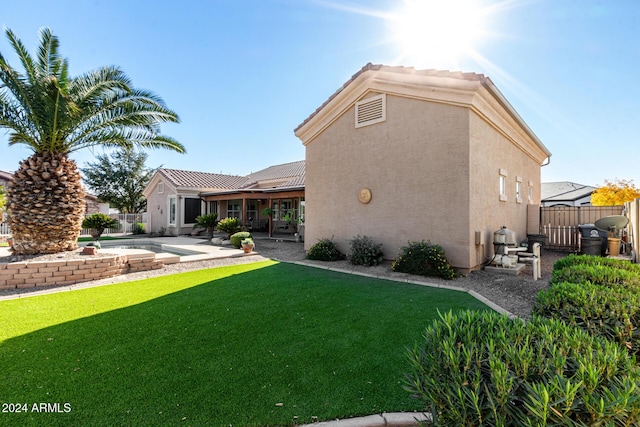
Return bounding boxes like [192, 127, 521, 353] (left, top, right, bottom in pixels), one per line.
[0, 28, 184, 254]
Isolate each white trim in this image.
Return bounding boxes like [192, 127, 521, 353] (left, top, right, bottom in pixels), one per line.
[499, 169, 508, 202]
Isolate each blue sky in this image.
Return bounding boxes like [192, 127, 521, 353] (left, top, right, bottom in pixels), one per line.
[1, 0, 638, 188]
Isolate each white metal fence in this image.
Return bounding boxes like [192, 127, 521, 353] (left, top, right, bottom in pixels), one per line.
[0, 213, 147, 236]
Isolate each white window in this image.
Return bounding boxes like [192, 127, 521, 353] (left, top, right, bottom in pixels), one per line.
[516, 177, 523, 204]
[168, 197, 176, 225]
[355, 94, 386, 128]
[227, 200, 242, 219]
[499, 169, 508, 202]
[157, 182, 164, 194]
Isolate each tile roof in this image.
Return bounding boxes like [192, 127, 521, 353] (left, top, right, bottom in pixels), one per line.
[156, 161, 306, 194]
[158, 169, 246, 189]
[241, 160, 306, 189]
[294, 63, 488, 133]
[541, 182, 596, 201]
[0, 170, 13, 182]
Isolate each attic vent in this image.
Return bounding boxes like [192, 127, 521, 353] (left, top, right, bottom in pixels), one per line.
[355, 94, 386, 128]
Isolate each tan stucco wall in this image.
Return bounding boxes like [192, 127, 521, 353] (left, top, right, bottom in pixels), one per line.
[304, 93, 545, 271]
[145, 180, 171, 234]
[305, 94, 473, 268]
[467, 111, 542, 269]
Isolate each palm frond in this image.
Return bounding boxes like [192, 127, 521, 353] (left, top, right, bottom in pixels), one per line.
[36, 28, 63, 79]
[4, 28, 38, 85]
[1, 28, 184, 157]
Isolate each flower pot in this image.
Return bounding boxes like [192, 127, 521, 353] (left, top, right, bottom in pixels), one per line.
[83, 246, 97, 255]
[242, 243, 254, 253]
[7, 237, 13, 247]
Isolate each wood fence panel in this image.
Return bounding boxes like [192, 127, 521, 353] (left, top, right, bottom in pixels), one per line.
[540, 206, 624, 252]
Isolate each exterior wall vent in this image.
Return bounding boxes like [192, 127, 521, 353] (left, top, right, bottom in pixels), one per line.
[355, 94, 386, 128]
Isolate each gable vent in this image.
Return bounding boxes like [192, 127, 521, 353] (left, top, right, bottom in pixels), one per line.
[355, 94, 386, 128]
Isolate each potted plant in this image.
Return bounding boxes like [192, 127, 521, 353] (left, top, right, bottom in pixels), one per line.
[241, 238, 255, 253]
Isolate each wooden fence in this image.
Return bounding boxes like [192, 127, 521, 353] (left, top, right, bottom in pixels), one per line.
[540, 205, 625, 251]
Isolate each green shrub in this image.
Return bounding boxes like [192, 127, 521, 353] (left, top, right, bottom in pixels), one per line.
[195, 213, 218, 239]
[405, 310, 640, 427]
[348, 235, 384, 266]
[551, 263, 640, 289]
[306, 238, 345, 261]
[534, 281, 640, 355]
[132, 222, 145, 235]
[82, 213, 119, 241]
[216, 217, 241, 237]
[391, 240, 456, 280]
[230, 231, 252, 248]
[553, 253, 640, 274]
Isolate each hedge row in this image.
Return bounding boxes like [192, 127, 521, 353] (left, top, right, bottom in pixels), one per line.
[306, 237, 456, 279]
[536, 254, 640, 356]
[408, 254, 640, 426]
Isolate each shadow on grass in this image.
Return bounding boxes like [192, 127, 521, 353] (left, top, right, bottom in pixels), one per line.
[0, 262, 489, 426]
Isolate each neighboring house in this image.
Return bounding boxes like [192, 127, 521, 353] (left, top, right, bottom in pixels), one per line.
[0, 170, 12, 187]
[84, 194, 111, 215]
[143, 161, 305, 236]
[294, 64, 552, 272]
[541, 181, 595, 207]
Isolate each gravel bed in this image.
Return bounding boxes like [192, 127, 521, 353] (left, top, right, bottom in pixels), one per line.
[0, 238, 567, 319]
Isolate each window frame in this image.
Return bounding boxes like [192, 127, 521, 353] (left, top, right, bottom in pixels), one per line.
[499, 169, 508, 202]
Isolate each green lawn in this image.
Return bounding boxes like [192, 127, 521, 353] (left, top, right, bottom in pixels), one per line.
[0, 261, 489, 426]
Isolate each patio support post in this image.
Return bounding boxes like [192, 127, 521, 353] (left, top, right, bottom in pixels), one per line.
[242, 197, 247, 228]
[268, 197, 273, 238]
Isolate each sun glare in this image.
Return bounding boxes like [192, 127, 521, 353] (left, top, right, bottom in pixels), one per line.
[387, 0, 489, 69]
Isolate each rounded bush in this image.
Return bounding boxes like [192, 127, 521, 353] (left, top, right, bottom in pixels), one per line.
[216, 217, 241, 237]
[391, 240, 456, 280]
[306, 238, 345, 261]
[348, 235, 384, 266]
[553, 253, 640, 274]
[132, 222, 145, 235]
[534, 281, 640, 355]
[406, 310, 640, 426]
[230, 231, 252, 248]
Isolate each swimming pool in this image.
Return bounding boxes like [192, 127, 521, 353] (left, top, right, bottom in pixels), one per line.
[102, 244, 200, 256]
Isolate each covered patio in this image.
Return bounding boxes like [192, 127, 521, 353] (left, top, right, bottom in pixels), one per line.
[201, 188, 305, 240]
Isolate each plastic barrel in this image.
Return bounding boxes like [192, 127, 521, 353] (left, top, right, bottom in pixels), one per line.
[581, 237, 603, 256]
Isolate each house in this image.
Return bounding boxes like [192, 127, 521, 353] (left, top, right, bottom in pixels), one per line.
[294, 64, 552, 272]
[0, 170, 12, 187]
[541, 182, 595, 207]
[143, 161, 305, 236]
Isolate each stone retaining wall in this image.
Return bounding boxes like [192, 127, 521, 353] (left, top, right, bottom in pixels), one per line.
[0, 254, 164, 290]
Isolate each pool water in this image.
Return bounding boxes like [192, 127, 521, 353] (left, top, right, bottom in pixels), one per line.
[103, 244, 198, 256]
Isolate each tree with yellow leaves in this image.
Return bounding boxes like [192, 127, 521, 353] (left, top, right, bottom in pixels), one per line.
[591, 179, 640, 206]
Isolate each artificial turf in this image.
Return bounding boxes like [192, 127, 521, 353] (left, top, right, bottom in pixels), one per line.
[0, 260, 489, 426]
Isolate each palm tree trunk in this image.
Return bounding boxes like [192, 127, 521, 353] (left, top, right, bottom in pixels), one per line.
[7, 152, 86, 254]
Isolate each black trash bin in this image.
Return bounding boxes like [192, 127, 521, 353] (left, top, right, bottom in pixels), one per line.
[578, 224, 607, 256]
